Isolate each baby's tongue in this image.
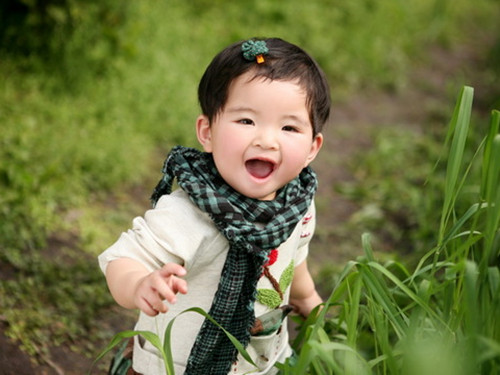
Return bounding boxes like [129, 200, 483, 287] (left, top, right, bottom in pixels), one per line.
[246, 159, 274, 178]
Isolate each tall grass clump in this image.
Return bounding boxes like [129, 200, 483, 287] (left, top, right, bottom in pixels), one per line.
[94, 86, 499, 374]
[286, 86, 500, 374]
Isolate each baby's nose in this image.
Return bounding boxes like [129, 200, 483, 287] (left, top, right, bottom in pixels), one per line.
[253, 129, 279, 149]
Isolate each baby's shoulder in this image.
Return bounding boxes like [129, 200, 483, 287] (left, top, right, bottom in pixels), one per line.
[155, 188, 193, 208]
[152, 189, 213, 227]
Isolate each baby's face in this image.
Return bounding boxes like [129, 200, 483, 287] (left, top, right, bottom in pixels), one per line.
[196, 71, 323, 200]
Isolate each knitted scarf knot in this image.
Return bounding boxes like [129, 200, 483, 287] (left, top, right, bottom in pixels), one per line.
[151, 146, 317, 375]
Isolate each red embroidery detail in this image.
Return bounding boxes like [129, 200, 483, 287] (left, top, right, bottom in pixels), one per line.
[265, 249, 278, 267]
[300, 231, 311, 238]
[302, 213, 313, 225]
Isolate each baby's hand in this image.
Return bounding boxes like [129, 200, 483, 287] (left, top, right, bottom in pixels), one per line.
[289, 291, 322, 319]
[133, 263, 188, 316]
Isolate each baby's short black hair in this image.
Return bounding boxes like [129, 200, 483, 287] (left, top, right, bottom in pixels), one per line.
[198, 37, 331, 137]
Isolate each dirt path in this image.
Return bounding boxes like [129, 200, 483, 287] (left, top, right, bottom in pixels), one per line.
[1, 35, 497, 374]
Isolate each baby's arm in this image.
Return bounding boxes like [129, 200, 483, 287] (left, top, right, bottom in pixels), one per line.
[105, 258, 188, 317]
[289, 260, 322, 318]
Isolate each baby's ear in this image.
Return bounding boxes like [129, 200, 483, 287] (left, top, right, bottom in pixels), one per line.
[304, 133, 323, 167]
[196, 115, 213, 152]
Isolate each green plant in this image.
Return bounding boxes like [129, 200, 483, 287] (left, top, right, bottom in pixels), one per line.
[288, 87, 500, 374]
[90, 307, 258, 375]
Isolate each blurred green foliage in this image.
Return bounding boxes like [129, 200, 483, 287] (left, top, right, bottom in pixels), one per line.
[0, 0, 498, 365]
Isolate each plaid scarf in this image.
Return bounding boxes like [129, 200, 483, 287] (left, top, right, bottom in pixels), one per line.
[151, 146, 317, 375]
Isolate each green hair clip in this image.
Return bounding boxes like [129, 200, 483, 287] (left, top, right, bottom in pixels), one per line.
[241, 39, 269, 64]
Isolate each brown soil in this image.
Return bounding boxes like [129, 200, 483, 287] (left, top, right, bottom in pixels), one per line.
[1, 34, 497, 374]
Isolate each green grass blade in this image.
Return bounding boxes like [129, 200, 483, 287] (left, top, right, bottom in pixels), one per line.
[290, 307, 320, 351]
[462, 260, 480, 371]
[360, 234, 408, 337]
[344, 275, 362, 374]
[483, 134, 500, 264]
[310, 341, 371, 375]
[292, 261, 359, 350]
[439, 202, 486, 248]
[345, 274, 362, 348]
[178, 307, 257, 368]
[478, 336, 500, 362]
[406, 279, 432, 340]
[89, 330, 163, 375]
[439, 86, 474, 244]
[359, 264, 407, 338]
[94, 306, 261, 375]
[292, 342, 315, 374]
[374, 303, 400, 374]
[293, 341, 370, 375]
[367, 261, 450, 331]
[162, 317, 177, 375]
[487, 266, 500, 298]
[361, 232, 376, 261]
[481, 110, 500, 199]
[463, 261, 479, 330]
[159, 306, 260, 374]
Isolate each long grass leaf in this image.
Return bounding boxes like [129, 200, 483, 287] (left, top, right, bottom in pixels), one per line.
[359, 265, 407, 338]
[361, 232, 375, 261]
[292, 342, 315, 374]
[367, 262, 450, 331]
[481, 110, 500, 198]
[162, 316, 177, 375]
[367, 349, 404, 368]
[384, 259, 412, 280]
[483, 134, 500, 264]
[478, 336, 500, 362]
[360, 234, 409, 336]
[485, 266, 500, 342]
[308, 341, 371, 375]
[412, 260, 453, 282]
[487, 266, 500, 297]
[439, 203, 486, 248]
[463, 260, 480, 367]
[345, 275, 362, 348]
[344, 275, 362, 374]
[179, 307, 257, 367]
[411, 246, 441, 282]
[439, 86, 474, 244]
[89, 330, 164, 375]
[406, 279, 432, 343]
[295, 262, 359, 348]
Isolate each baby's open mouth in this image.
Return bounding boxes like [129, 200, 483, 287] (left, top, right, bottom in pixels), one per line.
[245, 159, 275, 179]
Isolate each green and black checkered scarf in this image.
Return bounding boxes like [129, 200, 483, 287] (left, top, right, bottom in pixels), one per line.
[151, 146, 317, 375]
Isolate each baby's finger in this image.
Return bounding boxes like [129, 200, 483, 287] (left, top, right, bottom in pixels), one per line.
[137, 296, 160, 317]
[171, 277, 188, 295]
[136, 279, 168, 314]
[155, 282, 179, 304]
[144, 272, 177, 304]
[159, 263, 186, 278]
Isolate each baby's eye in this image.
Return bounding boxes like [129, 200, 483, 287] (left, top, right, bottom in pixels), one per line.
[238, 118, 254, 125]
[282, 125, 299, 132]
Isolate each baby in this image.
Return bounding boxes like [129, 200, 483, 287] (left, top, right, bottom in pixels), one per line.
[99, 37, 331, 375]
